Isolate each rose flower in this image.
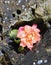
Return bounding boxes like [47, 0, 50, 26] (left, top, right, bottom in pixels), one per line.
[17, 24, 41, 50]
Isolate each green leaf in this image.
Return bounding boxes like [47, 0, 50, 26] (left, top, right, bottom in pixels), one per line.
[14, 39, 20, 44]
[9, 29, 18, 39]
[18, 46, 24, 52]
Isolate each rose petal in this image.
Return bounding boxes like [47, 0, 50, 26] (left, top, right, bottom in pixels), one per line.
[19, 27, 24, 32]
[33, 28, 40, 33]
[17, 31, 25, 38]
[20, 42, 26, 47]
[32, 24, 37, 29]
[27, 42, 33, 50]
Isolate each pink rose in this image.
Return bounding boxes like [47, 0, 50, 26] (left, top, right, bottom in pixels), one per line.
[17, 24, 41, 50]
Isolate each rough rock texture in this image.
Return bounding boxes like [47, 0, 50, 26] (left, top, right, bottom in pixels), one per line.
[0, 0, 51, 65]
[0, 25, 51, 65]
[0, 0, 51, 29]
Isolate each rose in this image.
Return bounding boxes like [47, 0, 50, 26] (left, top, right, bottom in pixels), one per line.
[17, 24, 41, 50]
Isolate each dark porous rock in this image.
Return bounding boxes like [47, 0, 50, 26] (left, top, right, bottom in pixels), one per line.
[0, 25, 51, 65]
[20, 26, 51, 65]
[0, 50, 4, 61]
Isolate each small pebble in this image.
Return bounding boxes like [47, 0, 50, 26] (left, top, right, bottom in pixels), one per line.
[18, 0, 21, 4]
[5, 1, 8, 4]
[5, 17, 7, 20]
[22, 5, 25, 9]
[7, 8, 9, 10]
[3, 21, 6, 23]
[26, 0, 28, 2]
[33, 62, 36, 65]
[24, 8, 27, 12]
[12, 58, 15, 61]
[21, 58, 24, 61]
[37, 60, 43, 64]
[7, 1, 10, 4]
[44, 59, 47, 63]
[36, 50, 39, 53]
[4, 1, 10, 4]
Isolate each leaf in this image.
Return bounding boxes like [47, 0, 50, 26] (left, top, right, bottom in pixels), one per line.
[18, 46, 24, 52]
[14, 39, 20, 44]
[9, 29, 18, 39]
